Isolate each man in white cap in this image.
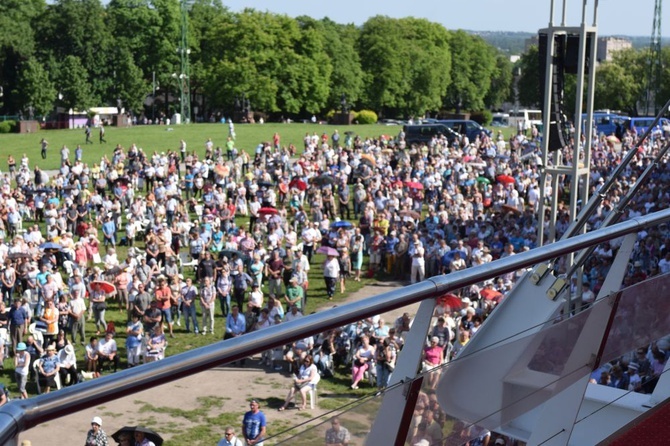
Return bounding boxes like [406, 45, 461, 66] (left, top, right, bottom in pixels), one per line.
[85, 416, 108, 446]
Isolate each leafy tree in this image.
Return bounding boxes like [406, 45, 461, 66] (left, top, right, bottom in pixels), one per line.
[444, 30, 497, 113]
[113, 49, 148, 114]
[594, 48, 646, 116]
[317, 18, 364, 112]
[58, 55, 93, 112]
[516, 45, 541, 108]
[187, 0, 232, 118]
[203, 9, 331, 115]
[37, 0, 113, 104]
[358, 16, 451, 117]
[0, 0, 46, 113]
[485, 54, 514, 109]
[13, 57, 56, 115]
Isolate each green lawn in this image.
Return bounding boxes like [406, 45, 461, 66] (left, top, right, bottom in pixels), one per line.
[0, 122, 400, 170]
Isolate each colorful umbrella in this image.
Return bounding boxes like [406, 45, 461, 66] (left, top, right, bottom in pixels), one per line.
[316, 246, 339, 257]
[258, 207, 278, 216]
[496, 175, 515, 186]
[438, 293, 463, 310]
[476, 176, 491, 184]
[8, 252, 31, 260]
[90, 281, 116, 294]
[360, 153, 377, 167]
[501, 204, 522, 215]
[481, 288, 503, 302]
[400, 209, 422, 220]
[39, 242, 62, 251]
[214, 164, 229, 176]
[404, 181, 424, 190]
[331, 221, 354, 230]
[289, 178, 307, 191]
[311, 175, 335, 186]
[606, 135, 621, 144]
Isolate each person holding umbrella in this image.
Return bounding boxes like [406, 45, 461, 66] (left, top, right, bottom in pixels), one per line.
[111, 426, 162, 445]
[85, 416, 108, 446]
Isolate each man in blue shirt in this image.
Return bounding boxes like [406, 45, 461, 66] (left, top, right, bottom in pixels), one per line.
[8, 298, 29, 355]
[225, 305, 246, 340]
[242, 399, 266, 446]
[102, 215, 116, 248]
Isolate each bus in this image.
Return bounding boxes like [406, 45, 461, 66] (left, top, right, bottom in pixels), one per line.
[508, 109, 542, 129]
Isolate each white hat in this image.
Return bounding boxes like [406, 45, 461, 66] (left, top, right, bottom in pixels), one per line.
[91, 416, 102, 426]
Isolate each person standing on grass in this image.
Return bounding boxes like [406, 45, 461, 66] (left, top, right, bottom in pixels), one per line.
[85, 125, 93, 144]
[40, 138, 48, 159]
[155, 276, 175, 338]
[323, 254, 340, 300]
[181, 278, 200, 334]
[242, 399, 266, 446]
[218, 426, 244, 446]
[99, 123, 106, 144]
[9, 297, 29, 355]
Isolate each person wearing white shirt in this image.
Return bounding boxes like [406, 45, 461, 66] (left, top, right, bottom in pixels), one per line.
[410, 241, 425, 284]
[218, 427, 244, 446]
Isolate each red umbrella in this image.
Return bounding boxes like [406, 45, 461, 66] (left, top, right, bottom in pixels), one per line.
[90, 281, 116, 294]
[496, 175, 515, 186]
[438, 293, 463, 310]
[481, 288, 503, 303]
[316, 246, 339, 257]
[258, 207, 278, 216]
[289, 178, 307, 191]
[404, 181, 424, 190]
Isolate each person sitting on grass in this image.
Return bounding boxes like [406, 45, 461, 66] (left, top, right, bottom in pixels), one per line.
[278, 355, 319, 411]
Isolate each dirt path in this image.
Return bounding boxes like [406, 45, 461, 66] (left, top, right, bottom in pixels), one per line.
[19, 281, 419, 445]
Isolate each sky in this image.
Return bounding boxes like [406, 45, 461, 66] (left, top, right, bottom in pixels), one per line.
[221, 0, 662, 37]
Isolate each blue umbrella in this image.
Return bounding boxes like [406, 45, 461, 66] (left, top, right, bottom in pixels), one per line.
[331, 221, 354, 230]
[39, 242, 62, 251]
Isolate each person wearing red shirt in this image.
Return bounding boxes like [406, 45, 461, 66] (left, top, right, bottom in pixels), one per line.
[155, 276, 174, 338]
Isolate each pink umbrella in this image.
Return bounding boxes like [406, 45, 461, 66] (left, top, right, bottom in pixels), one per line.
[404, 181, 424, 190]
[316, 246, 339, 257]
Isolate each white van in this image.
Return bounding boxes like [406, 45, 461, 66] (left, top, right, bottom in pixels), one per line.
[509, 109, 542, 129]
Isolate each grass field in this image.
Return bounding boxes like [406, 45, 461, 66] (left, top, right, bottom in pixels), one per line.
[0, 122, 400, 171]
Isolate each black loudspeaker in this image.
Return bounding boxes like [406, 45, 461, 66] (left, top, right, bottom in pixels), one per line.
[538, 33, 575, 151]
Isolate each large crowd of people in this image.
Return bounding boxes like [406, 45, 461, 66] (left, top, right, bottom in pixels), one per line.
[0, 119, 668, 445]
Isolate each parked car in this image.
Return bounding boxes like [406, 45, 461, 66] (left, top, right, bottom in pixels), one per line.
[436, 119, 491, 141]
[401, 124, 460, 146]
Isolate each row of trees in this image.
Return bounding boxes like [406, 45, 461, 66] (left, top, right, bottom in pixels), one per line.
[0, 0, 513, 120]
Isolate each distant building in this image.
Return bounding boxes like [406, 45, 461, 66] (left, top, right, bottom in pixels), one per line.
[596, 37, 632, 62]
